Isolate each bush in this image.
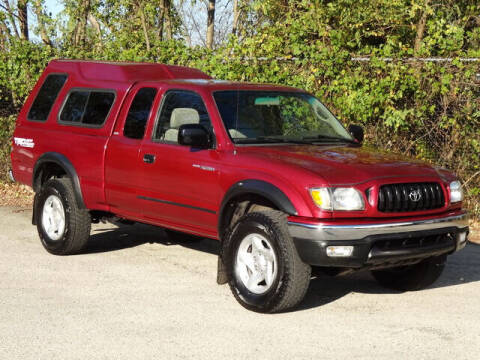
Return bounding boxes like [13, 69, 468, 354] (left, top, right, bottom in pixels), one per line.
[0, 39, 478, 220]
[0, 115, 15, 179]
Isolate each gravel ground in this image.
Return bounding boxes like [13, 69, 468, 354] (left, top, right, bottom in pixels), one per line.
[0, 182, 34, 207]
[0, 206, 479, 360]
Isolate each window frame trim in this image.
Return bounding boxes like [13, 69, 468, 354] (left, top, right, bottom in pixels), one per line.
[27, 73, 69, 123]
[57, 87, 117, 129]
[151, 88, 216, 149]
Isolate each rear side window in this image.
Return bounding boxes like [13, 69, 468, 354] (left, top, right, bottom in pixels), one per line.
[59, 89, 115, 127]
[60, 91, 88, 123]
[28, 74, 68, 121]
[124, 87, 157, 139]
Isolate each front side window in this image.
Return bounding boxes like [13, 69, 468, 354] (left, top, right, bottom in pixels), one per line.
[124, 87, 157, 139]
[59, 89, 115, 127]
[28, 74, 68, 121]
[154, 90, 212, 144]
[213, 91, 353, 144]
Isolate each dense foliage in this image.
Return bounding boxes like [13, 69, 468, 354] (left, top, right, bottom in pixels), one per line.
[0, 0, 479, 219]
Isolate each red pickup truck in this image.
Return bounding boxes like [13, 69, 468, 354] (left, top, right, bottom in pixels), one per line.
[10, 60, 469, 312]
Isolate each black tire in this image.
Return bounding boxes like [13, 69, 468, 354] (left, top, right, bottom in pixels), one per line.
[222, 210, 311, 313]
[165, 229, 203, 242]
[35, 178, 91, 255]
[371, 255, 446, 291]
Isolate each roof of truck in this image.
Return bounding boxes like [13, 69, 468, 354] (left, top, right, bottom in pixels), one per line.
[46, 59, 212, 83]
[44, 59, 304, 93]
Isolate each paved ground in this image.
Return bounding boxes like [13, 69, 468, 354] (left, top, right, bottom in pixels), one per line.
[1, 206, 479, 360]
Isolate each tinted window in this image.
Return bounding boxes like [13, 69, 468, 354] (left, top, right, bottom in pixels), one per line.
[59, 90, 115, 127]
[28, 74, 68, 121]
[59, 91, 88, 123]
[124, 88, 157, 139]
[83, 92, 115, 125]
[154, 90, 211, 142]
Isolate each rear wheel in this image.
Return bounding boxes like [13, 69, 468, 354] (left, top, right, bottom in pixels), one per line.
[35, 178, 91, 255]
[371, 255, 446, 291]
[223, 210, 311, 313]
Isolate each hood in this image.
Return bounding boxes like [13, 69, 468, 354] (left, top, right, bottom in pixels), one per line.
[237, 144, 442, 185]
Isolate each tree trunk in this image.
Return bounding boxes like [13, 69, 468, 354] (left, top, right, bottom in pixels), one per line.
[88, 13, 102, 49]
[74, 0, 90, 47]
[232, 0, 239, 35]
[83, 0, 90, 46]
[158, 0, 165, 41]
[206, 0, 215, 49]
[138, 2, 150, 51]
[33, 0, 52, 45]
[414, 0, 430, 55]
[17, 0, 28, 40]
[3, 0, 20, 38]
[88, 13, 101, 37]
[0, 19, 11, 49]
[164, 0, 172, 40]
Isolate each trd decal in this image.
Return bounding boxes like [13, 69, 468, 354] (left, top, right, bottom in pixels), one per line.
[14, 137, 35, 148]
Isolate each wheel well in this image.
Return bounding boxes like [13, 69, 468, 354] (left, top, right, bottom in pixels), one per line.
[33, 162, 67, 192]
[219, 193, 279, 239]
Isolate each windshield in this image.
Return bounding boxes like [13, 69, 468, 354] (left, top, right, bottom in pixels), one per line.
[213, 91, 353, 144]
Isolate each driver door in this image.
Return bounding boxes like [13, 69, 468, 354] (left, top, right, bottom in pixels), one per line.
[137, 89, 221, 237]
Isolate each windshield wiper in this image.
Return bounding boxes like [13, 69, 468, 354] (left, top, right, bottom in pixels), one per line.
[235, 136, 313, 145]
[302, 135, 357, 144]
[234, 135, 356, 145]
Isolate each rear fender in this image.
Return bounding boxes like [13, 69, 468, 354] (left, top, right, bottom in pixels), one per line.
[32, 152, 85, 209]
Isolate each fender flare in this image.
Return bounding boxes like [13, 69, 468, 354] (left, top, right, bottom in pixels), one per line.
[32, 152, 85, 209]
[217, 179, 297, 236]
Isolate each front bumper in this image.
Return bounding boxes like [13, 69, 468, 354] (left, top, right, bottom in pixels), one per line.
[288, 213, 469, 268]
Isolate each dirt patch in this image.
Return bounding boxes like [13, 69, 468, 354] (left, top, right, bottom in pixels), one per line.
[469, 226, 480, 245]
[0, 182, 34, 208]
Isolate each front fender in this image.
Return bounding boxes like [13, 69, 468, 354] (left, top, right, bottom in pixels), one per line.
[217, 177, 314, 237]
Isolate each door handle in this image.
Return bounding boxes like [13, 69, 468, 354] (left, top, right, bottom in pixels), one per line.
[143, 154, 156, 164]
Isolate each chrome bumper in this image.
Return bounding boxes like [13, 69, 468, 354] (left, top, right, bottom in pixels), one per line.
[288, 213, 469, 242]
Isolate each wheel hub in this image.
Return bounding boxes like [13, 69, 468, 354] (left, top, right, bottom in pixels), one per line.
[235, 233, 278, 294]
[41, 195, 66, 241]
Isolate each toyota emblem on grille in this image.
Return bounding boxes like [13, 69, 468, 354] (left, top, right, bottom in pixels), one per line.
[409, 189, 422, 202]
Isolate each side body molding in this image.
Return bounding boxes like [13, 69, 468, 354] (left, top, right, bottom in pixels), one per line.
[33, 152, 85, 209]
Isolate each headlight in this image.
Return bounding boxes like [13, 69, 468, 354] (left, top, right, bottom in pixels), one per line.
[310, 187, 365, 211]
[450, 181, 463, 203]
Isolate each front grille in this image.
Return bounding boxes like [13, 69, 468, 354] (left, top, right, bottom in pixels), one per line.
[377, 182, 445, 212]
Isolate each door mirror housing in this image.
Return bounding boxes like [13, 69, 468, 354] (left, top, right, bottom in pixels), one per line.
[178, 124, 211, 148]
[348, 124, 364, 143]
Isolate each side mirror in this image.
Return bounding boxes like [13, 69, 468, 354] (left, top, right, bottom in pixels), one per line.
[178, 124, 211, 148]
[348, 124, 364, 143]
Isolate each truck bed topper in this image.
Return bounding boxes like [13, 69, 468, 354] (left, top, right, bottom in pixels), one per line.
[47, 59, 212, 83]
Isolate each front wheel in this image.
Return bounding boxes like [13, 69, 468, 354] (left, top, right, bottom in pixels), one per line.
[222, 210, 311, 313]
[371, 255, 446, 291]
[35, 178, 91, 255]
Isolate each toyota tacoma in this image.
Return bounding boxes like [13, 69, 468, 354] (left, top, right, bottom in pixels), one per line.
[10, 60, 469, 312]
